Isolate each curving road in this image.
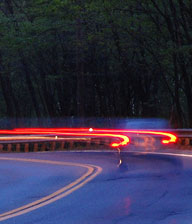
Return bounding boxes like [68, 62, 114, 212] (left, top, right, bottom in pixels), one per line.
[1, 149, 192, 224]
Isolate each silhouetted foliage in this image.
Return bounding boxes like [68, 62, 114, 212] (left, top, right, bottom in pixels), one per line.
[0, 0, 192, 127]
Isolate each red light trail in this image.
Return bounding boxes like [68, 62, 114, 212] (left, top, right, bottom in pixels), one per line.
[11, 128, 177, 144]
[0, 128, 177, 148]
[0, 129, 129, 148]
[90, 129, 177, 144]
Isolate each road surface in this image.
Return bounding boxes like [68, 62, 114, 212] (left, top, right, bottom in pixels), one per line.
[0, 149, 192, 224]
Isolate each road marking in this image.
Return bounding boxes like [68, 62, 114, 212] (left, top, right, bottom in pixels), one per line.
[0, 157, 102, 221]
[127, 150, 192, 159]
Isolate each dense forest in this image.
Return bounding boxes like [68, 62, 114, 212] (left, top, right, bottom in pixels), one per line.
[0, 0, 192, 128]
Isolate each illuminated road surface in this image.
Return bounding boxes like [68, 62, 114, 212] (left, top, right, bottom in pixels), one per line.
[1, 150, 192, 224]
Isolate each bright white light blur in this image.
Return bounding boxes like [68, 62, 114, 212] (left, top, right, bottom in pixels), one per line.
[89, 128, 93, 132]
[55, 136, 58, 139]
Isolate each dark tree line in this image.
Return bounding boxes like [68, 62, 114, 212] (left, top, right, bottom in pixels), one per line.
[0, 0, 192, 127]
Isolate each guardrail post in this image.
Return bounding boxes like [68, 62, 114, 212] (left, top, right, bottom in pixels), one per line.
[40, 143, 46, 151]
[0, 144, 3, 152]
[16, 144, 20, 152]
[51, 142, 56, 151]
[25, 143, 29, 152]
[69, 141, 74, 149]
[86, 139, 91, 148]
[60, 142, 64, 150]
[34, 143, 38, 152]
[185, 138, 190, 146]
[7, 144, 12, 152]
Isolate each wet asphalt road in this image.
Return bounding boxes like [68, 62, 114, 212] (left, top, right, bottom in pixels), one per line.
[0, 150, 192, 224]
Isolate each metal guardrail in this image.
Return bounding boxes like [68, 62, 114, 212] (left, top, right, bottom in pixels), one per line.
[130, 129, 192, 149]
[0, 136, 112, 153]
[174, 129, 192, 148]
[161, 129, 192, 148]
[1, 129, 192, 153]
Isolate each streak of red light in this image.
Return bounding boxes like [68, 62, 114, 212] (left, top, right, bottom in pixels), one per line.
[0, 129, 129, 148]
[12, 128, 177, 144]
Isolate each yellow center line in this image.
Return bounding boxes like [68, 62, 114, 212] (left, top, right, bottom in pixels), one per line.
[0, 157, 102, 221]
